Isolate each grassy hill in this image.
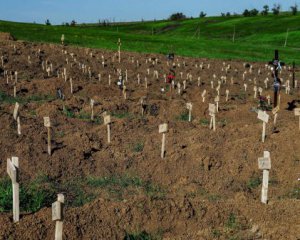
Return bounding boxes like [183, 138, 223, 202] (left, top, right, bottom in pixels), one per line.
[1, 13, 300, 64]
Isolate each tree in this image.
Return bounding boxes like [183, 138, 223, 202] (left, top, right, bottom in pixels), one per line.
[221, 13, 226, 17]
[250, 8, 259, 16]
[242, 9, 250, 17]
[70, 20, 76, 26]
[169, 12, 186, 21]
[261, 5, 269, 15]
[226, 12, 231, 17]
[199, 11, 207, 18]
[291, 4, 298, 15]
[45, 19, 51, 26]
[272, 4, 281, 15]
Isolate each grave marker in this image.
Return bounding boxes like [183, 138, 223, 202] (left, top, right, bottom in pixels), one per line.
[44, 117, 52, 155]
[258, 151, 271, 204]
[159, 123, 168, 158]
[7, 157, 19, 222]
[209, 103, 216, 131]
[52, 194, 65, 240]
[13, 102, 19, 120]
[294, 108, 300, 130]
[90, 99, 95, 120]
[257, 110, 269, 143]
[186, 102, 193, 122]
[104, 115, 111, 143]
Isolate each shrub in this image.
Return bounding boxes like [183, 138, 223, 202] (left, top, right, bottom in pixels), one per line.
[291, 4, 298, 15]
[169, 12, 186, 21]
[261, 5, 269, 15]
[199, 11, 207, 18]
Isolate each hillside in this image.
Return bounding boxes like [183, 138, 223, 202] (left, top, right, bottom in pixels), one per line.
[1, 14, 300, 64]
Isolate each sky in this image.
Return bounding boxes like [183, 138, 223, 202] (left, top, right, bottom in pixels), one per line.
[0, 0, 299, 24]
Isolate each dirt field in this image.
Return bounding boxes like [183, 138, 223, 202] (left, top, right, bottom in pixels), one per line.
[0, 33, 299, 239]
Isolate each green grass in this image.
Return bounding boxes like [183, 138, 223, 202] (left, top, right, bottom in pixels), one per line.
[1, 13, 300, 64]
[247, 176, 261, 190]
[0, 176, 56, 213]
[87, 175, 165, 200]
[132, 142, 144, 152]
[62, 107, 102, 124]
[111, 111, 132, 119]
[176, 111, 189, 121]
[124, 231, 161, 240]
[0, 91, 55, 105]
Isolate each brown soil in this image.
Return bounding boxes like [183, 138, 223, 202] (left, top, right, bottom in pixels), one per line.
[0, 38, 300, 240]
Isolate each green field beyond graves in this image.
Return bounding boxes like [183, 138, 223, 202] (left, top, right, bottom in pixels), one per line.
[1, 13, 300, 64]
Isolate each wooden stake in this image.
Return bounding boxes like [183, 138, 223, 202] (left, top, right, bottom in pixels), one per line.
[17, 116, 21, 135]
[52, 193, 65, 240]
[258, 151, 271, 204]
[7, 157, 19, 223]
[90, 99, 95, 120]
[44, 117, 51, 155]
[104, 115, 111, 143]
[294, 108, 300, 130]
[159, 124, 168, 158]
[186, 103, 192, 122]
[257, 111, 269, 143]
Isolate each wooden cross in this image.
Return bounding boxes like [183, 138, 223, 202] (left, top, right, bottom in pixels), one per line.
[159, 123, 168, 158]
[90, 99, 95, 120]
[7, 157, 19, 223]
[52, 194, 65, 240]
[257, 110, 269, 143]
[294, 108, 300, 130]
[258, 151, 271, 204]
[104, 115, 112, 143]
[209, 103, 216, 131]
[288, 61, 300, 88]
[44, 117, 52, 155]
[186, 102, 193, 122]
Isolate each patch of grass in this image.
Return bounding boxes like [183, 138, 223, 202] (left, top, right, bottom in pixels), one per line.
[0, 92, 55, 105]
[287, 187, 300, 199]
[87, 175, 165, 200]
[208, 194, 221, 202]
[124, 231, 160, 240]
[0, 176, 56, 213]
[63, 107, 75, 118]
[111, 111, 131, 119]
[211, 229, 221, 238]
[200, 119, 209, 126]
[225, 213, 239, 230]
[176, 111, 189, 121]
[247, 176, 261, 190]
[132, 142, 144, 152]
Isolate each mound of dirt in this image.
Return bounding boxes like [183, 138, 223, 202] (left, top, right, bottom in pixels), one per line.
[0, 32, 14, 41]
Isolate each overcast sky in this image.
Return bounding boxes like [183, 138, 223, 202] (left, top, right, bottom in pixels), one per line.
[1, 0, 299, 24]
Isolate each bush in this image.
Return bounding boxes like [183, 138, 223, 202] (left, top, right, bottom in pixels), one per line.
[250, 9, 259, 16]
[169, 12, 186, 21]
[242, 9, 250, 17]
[199, 11, 207, 18]
[45, 19, 51, 26]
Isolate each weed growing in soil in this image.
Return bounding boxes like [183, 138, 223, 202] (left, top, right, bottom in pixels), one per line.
[132, 142, 144, 152]
[124, 231, 161, 240]
[62, 107, 102, 124]
[225, 213, 240, 230]
[247, 176, 261, 190]
[200, 119, 209, 126]
[211, 229, 221, 238]
[0, 91, 55, 105]
[111, 111, 132, 119]
[176, 111, 189, 121]
[87, 175, 165, 200]
[0, 176, 56, 213]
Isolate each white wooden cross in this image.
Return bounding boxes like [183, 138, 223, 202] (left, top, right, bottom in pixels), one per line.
[104, 115, 112, 143]
[44, 117, 52, 155]
[214, 96, 220, 112]
[258, 151, 271, 204]
[159, 123, 168, 158]
[201, 90, 206, 103]
[209, 103, 216, 131]
[52, 193, 65, 240]
[90, 99, 95, 120]
[7, 157, 19, 222]
[225, 89, 229, 102]
[294, 108, 300, 130]
[186, 103, 193, 122]
[257, 110, 269, 143]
